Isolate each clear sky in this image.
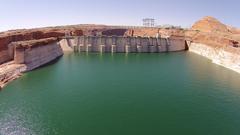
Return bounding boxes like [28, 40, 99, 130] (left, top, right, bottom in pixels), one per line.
[0, 0, 239, 31]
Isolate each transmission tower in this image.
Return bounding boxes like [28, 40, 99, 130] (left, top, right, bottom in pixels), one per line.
[143, 18, 155, 27]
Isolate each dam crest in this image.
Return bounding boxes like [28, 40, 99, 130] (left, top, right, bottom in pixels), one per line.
[60, 36, 187, 53]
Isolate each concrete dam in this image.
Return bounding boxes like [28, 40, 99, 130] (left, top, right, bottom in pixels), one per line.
[60, 36, 187, 53]
[0, 35, 187, 88]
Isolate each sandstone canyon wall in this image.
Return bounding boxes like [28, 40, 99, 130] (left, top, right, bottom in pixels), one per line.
[188, 43, 240, 73]
[0, 38, 63, 88]
[187, 16, 240, 73]
[13, 39, 63, 71]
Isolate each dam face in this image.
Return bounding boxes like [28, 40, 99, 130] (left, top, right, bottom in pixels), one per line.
[60, 36, 186, 53]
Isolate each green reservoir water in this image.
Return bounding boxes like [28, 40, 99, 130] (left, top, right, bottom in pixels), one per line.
[1, 52, 240, 135]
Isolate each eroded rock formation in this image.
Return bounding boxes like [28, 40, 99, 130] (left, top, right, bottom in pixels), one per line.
[187, 16, 240, 73]
[11, 38, 63, 71]
[0, 38, 63, 88]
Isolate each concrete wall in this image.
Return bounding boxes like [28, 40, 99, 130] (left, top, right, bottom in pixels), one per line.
[168, 38, 187, 52]
[14, 42, 63, 71]
[60, 36, 186, 53]
[59, 39, 74, 51]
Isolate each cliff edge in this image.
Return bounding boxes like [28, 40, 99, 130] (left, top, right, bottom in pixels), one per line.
[187, 16, 240, 73]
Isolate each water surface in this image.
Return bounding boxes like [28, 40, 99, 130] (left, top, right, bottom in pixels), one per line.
[1, 52, 240, 135]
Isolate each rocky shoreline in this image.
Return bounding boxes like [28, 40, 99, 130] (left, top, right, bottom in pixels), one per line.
[0, 62, 26, 89]
[0, 38, 64, 89]
[188, 42, 240, 73]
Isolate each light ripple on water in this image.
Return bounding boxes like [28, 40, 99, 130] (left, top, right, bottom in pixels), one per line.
[1, 52, 240, 135]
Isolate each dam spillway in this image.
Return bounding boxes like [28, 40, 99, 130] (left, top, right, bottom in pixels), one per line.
[60, 35, 187, 53]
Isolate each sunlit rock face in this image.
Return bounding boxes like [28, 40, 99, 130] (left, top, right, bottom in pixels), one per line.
[191, 16, 229, 33]
[188, 42, 240, 73]
[12, 38, 63, 71]
[186, 16, 240, 73]
[0, 38, 63, 88]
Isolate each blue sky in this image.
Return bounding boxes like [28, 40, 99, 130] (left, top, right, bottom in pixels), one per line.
[0, 0, 239, 31]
